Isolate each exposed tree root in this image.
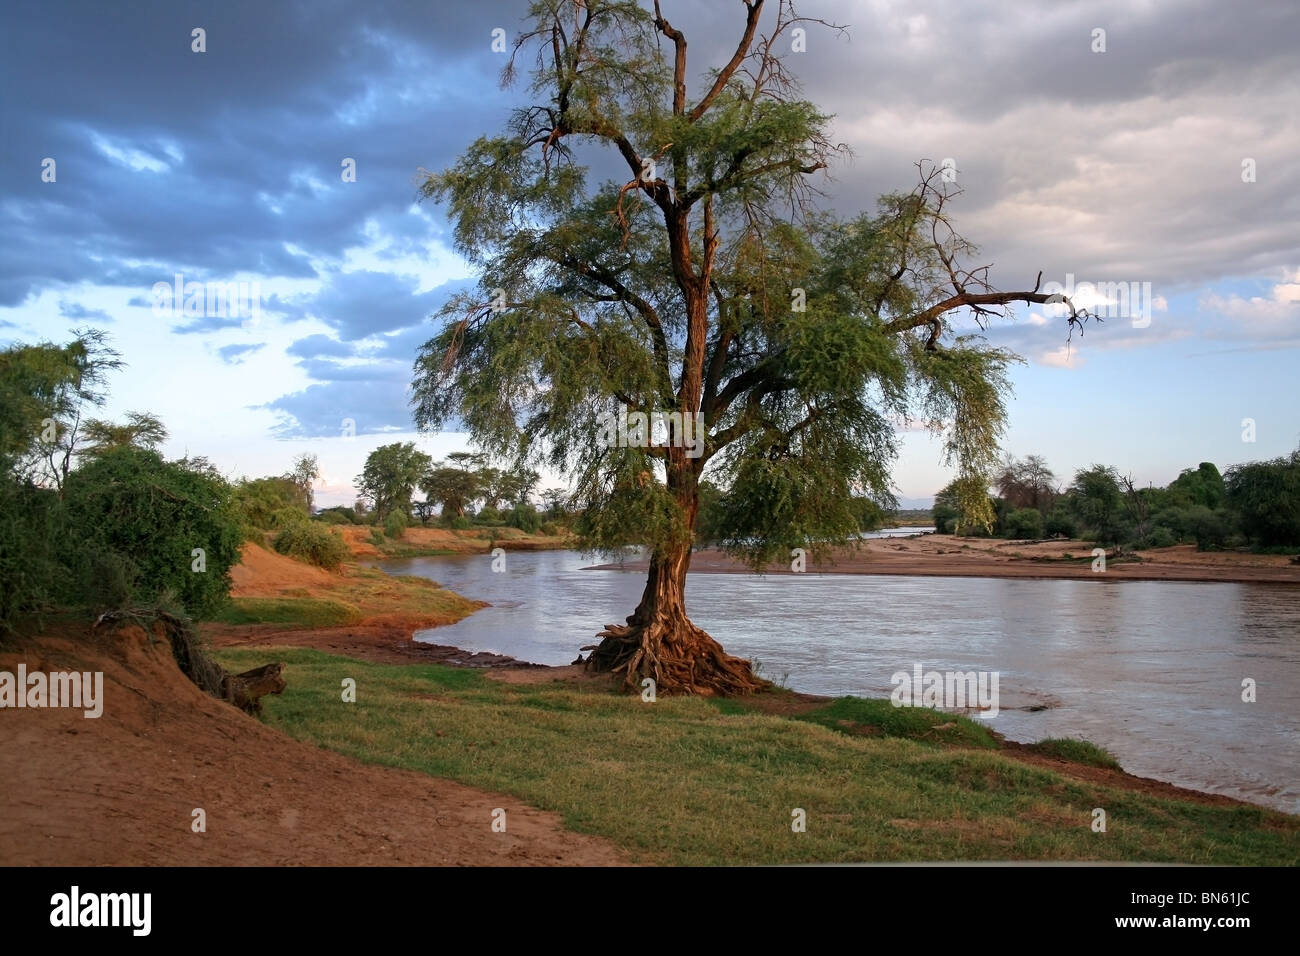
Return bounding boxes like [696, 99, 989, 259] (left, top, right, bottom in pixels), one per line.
[582, 616, 767, 697]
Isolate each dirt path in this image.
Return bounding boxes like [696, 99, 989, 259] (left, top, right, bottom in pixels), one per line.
[0, 626, 627, 866]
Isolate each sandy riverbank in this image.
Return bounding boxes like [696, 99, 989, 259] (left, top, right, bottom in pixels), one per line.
[587, 535, 1300, 585]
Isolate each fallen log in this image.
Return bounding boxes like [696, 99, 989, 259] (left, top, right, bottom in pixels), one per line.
[222, 662, 286, 715]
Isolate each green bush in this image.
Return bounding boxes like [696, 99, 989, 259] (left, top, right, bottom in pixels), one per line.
[1043, 508, 1076, 538]
[273, 520, 348, 570]
[507, 502, 541, 533]
[475, 505, 503, 525]
[234, 476, 306, 530]
[1003, 508, 1044, 540]
[0, 480, 64, 628]
[539, 520, 560, 536]
[383, 510, 408, 539]
[318, 509, 349, 525]
[449, 515, 472, 531]
[61, 447, 244, 617]
[271, 506, 308, 529]
[1140, 525, 1178, 549]
[368, 527, 385, 546]
[1183, 505, 1233, 551]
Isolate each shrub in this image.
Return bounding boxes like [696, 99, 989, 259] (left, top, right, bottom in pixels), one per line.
[61, 447, 244, 617]
[507, 502, 541, 533]
[1003, 508, 1044, 540]
[273, 520, 348, 570]
[0, 480, 64, 628]
[318, 509, 349, 525]
[1140, 526, 1178, 549]
[383, 510, 408, 540]
[234, 476, 306, 530]
[368, 527, 385, 546]
[1043, 508, 1076, 539]
[539, 520, 560, 537]
[270, 506, 308, 529]
[449, 515, 472, 531]
[1183, 505, 1233, 551]
[475, 505, 503, 525]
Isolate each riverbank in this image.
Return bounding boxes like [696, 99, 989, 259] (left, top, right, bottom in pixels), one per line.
[334, 524, 573, 560]
[12, 538, 1292, 865]
[587, 535, 1300, 584]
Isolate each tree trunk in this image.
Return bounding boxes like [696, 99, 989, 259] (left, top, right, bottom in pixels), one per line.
[583, 464, 765, 696]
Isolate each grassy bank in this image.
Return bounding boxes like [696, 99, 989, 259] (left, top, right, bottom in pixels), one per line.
[212, 646, 1298, 865]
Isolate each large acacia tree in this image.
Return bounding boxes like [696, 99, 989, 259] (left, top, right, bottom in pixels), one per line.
[412, 0, 1090, 695]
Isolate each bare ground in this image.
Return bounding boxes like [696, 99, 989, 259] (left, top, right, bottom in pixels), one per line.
[0, 624, 627, 866]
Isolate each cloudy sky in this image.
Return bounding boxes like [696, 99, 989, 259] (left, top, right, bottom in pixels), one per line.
[2, 0, 1297, 507]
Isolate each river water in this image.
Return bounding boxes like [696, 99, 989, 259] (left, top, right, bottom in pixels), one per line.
[381, 543, 1300, 814]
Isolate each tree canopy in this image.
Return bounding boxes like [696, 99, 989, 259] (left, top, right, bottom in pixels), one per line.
[410, 0, 1092, 694]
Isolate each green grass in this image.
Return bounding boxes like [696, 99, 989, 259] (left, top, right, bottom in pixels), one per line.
[209, 597, 362, 627]
[210, 645, 1299, 866]
[1029, 737, 1123, 770]
[790, 696, 999, 749]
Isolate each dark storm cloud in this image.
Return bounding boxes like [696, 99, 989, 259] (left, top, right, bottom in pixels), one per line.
[281, 270, 453, 341]
[264, 274, 470, 434]
[4, 0, 1297, 387]
[261, 376, 415, 438]
[0, 0, 525, 304]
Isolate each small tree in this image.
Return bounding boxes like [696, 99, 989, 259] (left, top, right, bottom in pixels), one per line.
[1225, 449, 1300, 547]
[78, 411, 167, 458]
[3, 329, 123, 492]
[421, 461, 483, 519]
[287, 453, 319, 512]
[1070, 465, 1126, 545]
[356, 442, 431, 520]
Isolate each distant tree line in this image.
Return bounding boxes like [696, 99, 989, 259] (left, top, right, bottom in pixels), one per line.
[343, 441, 564, 537]
[932, 452, 1300, 551]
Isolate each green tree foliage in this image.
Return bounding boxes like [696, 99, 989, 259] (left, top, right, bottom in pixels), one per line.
[1167, 462, 1225, 509]
[1225, 449, 1300, 547]
[1043, 506, 1077, 539]
[1068, 465, 1127, 545]
[273, 520, 348, 571]
[235, 476, 306, 532]
[356, 442, 431, 519]
[0, 329, 122, 489]
[77, 411, 167, 457]
[383, 510, 408, 540]
[933, 478, 996, 535]
[288, 453, 319, 512]
[409, 0, 1091, 693]
[61, 447, 243, 617]
[421, 456, 485, 519]
[1004, 507, 1044, 540]
[496, 466, 541, 508]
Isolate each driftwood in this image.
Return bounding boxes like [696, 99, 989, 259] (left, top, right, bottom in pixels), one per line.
[221, 662, 286, 715]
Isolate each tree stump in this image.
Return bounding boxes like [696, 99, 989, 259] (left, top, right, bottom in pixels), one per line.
[222, 662, 286, 715]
